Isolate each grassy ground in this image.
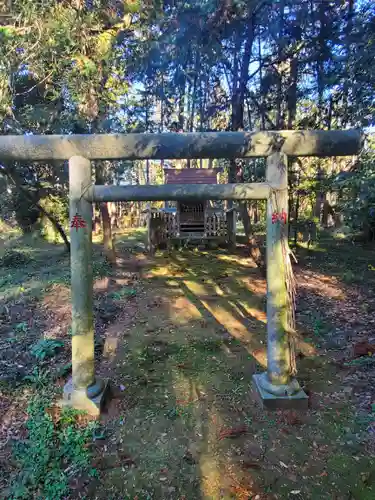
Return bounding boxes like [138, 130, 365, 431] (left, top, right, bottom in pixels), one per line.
[0, 224, 374, 499]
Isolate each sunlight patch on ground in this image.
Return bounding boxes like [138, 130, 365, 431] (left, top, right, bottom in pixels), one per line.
[0, 279, 44, 301]
[169, 296, 203, 324]
[298, 241, 326, 251]
[170, 370, 228, 499]
[132, 252, 149, 261]
[146, 265, 175, 277]
[145, 259, 185, 278]
[111, 277, 131, 287]
[199, 453, 223, 499]
[93, 277, 110, 291]
[171, 369, 203, 406]
[42, 284, 70, 307]
[165, 279, 180, 287]
[235, 300, 267, 323]
[183, 279, 226, 298]
[298, 270, 346, 299]
[103, 336, 120, 360]
[237, 276, 267, 295]
[198, 408, 225, 499]
[215, 254, 257, 268]
[295, 338, 317, 357]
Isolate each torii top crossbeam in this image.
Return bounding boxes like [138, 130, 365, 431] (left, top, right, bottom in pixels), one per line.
[0, 130, 362, 161]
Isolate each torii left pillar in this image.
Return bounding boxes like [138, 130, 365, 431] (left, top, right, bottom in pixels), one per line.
[63, 155, 109, 416]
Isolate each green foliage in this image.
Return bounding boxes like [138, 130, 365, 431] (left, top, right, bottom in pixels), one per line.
[252, 220, 266, 234]
[341, 270, 357, 283]
[58, 407, 87, 427]
[11, 190, 40, 233]
[30, 338, 64, 361]
[0, 249, 33, 268]
[110, 287, 137, 300]
[38, 195, 69, 244]
[23, 367, 52, 389]
[344, 356, 375, 368]
[92, 259, 112, 279]
[14, 322, 28, 334]
[55, 362, 72, 379]
[334, 141, 375, 240]
[10, 396, 97, 500]
[0, 0, 374, 249]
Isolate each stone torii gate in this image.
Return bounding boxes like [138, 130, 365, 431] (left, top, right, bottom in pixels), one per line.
[0, 130, 362, 415]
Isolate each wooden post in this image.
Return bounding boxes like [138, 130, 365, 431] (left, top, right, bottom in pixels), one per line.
[226, 208, 236, 247]
[63, 156, 108, 416]
[252, 152, 308, 410]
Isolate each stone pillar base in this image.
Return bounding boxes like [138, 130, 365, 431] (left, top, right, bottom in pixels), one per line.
[62, 377, 110, 417]
[252, 372, 308, 410]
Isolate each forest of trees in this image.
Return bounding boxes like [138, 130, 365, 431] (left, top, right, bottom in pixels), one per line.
[0, 0, 374, 247]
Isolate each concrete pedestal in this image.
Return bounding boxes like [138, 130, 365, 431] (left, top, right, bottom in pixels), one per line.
[252, 372, 309, 410]
[63, 378, 110, 417]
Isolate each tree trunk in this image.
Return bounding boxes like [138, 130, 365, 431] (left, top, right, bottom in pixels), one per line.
[293, 192, 300, 247]
[37, 201, 71, 251]
[313, 167, 325, 221]
[189, 52, 199, 133]
[1, 165, 70, 251]
[342, 0, 355, 127]
[100, 203, 115, 259]
[229, 12, 256, 247]
[287, 56, 298, 129]
[258, 34, 266, 130]
[275, 0, 286, 129]
[178, 74, 185, 131]
[146, 160, 150, 184]
[95, 161, 116, 265]
[254, 202, 258, 223]
[317, 1, 328, 126]
[322, 199, 335, 228]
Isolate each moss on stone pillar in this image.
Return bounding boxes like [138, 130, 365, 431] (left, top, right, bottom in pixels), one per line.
[63, 156, 108, 416]
[266, 152, 292, 385]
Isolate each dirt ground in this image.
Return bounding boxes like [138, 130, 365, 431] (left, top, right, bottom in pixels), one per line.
[1, 228, 375, 499]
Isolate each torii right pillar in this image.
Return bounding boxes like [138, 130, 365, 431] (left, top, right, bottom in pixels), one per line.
[253, 152, 308, 410]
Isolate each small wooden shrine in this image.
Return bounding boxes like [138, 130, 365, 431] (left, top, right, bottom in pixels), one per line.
[146, 168, 235, 251]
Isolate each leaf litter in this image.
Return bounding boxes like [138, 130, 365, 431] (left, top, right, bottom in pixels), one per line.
[1, 235, 375, 498]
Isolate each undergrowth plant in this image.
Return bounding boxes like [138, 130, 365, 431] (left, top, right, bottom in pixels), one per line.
[0, 249, 33, 268]
[30, 338, 64, 360]
[92, 259, 112, 279]
[110, 287, 137, 300]
[23, 367, 52, 389]
[10, 396, 98, 500]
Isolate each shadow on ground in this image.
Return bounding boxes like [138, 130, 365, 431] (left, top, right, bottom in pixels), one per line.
[86, 231, 374, 500]
[1, 228, 374, 499]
